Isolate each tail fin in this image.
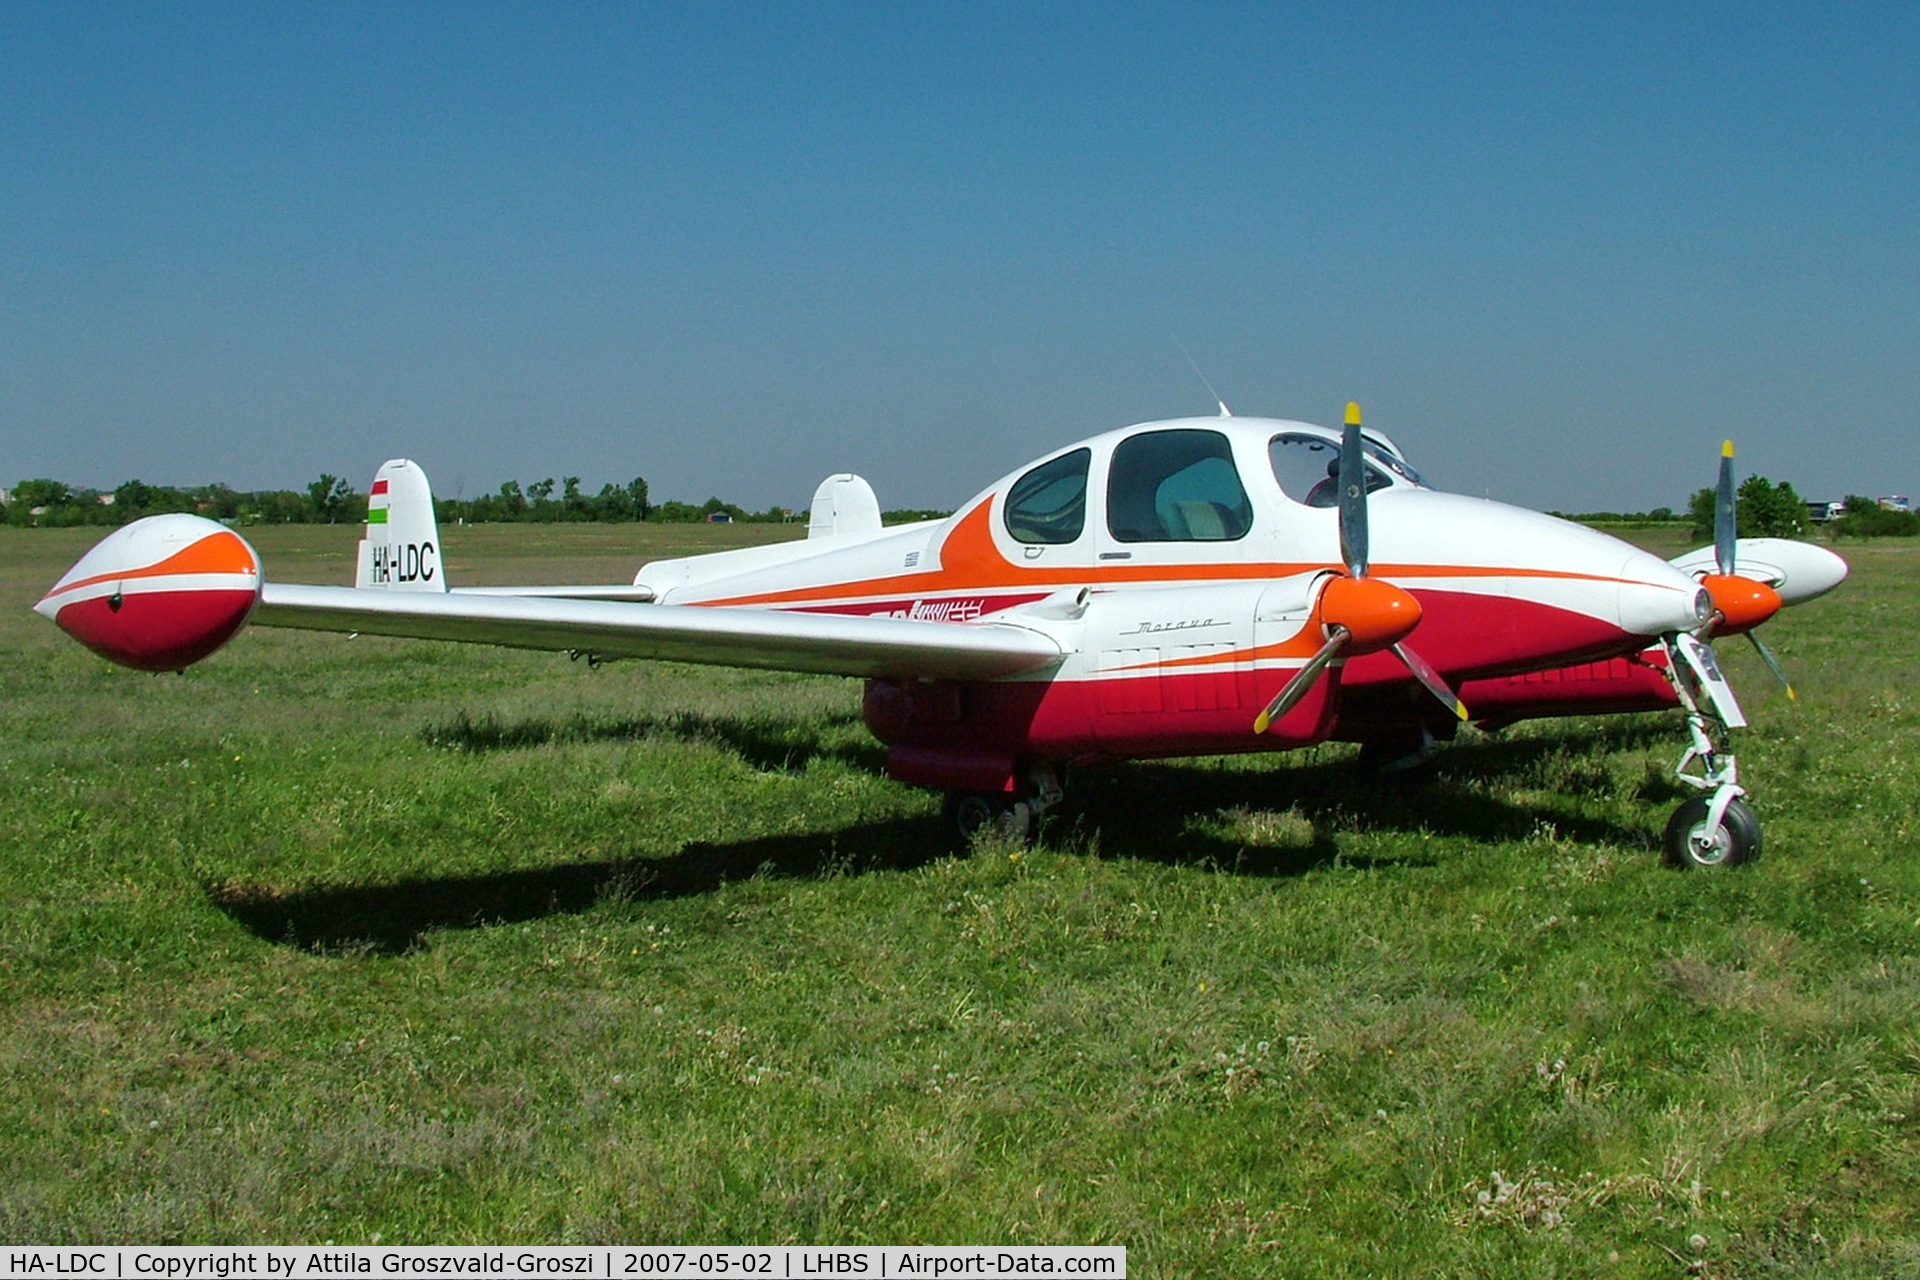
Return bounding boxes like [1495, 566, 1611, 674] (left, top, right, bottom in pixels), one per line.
[356, 459, 448, 591]
[807, 473, 882, 540]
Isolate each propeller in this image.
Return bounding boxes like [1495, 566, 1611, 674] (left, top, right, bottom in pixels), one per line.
[1698, 440, 1795, 700]
[1715, 439, 1738, 580]
[1253, 404, 1470, 735]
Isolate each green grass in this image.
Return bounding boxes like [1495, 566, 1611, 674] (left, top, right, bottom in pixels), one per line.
[3, 523, 1918, 1276]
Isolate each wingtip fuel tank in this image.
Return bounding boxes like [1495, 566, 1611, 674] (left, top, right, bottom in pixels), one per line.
[34, 514, 261, 672]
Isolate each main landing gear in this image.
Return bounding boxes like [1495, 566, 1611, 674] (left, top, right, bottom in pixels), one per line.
[1661, 633, 1763, 869]
[942, 763, 1064, 849]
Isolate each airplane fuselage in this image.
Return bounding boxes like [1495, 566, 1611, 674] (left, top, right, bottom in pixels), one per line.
[630, 417, 1708, 786]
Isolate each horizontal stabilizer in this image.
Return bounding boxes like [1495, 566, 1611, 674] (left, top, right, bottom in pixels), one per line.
[808, 474, 883, 540]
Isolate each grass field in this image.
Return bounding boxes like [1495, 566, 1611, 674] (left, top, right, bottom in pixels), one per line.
[3, 521, 1917, 1276]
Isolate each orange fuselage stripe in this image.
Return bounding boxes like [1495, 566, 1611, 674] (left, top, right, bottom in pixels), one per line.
[44, 531, 257, 601]
[694, 499, 1634, 610]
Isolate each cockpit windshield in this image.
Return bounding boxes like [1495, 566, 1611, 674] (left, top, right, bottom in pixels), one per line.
[1268, 432, 1425, 508]
[1365, 441, 1425, 487]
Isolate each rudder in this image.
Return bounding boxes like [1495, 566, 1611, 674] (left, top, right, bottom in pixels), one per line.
[356, 459, 448, 591]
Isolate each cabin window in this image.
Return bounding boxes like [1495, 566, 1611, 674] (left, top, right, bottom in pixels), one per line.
[1004, 448, 1091, 545]
[1106, 429, 1252, 542]
[1269, 432, 1396, 508]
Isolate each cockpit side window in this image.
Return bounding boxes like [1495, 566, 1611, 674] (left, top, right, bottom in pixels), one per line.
[1269, 432, 1398, 508]
[1004, 447, 1091, 545]
[1106, 429, 1252, 543]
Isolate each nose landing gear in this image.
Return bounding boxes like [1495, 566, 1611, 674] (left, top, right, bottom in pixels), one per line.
[1661, 632, 1762, 869]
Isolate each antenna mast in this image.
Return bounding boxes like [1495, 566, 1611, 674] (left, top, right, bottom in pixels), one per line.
[1173, 337, 1231, 416]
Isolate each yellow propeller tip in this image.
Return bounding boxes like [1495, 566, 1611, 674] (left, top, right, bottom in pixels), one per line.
[1252, 713, 1272, 735]
[1345, 402, 1363, 426]
[1722, 439, 1735, 458]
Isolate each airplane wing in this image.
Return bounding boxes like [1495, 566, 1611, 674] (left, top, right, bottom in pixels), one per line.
[254, 583, 1063, 681]
[451, 584, 659, 601]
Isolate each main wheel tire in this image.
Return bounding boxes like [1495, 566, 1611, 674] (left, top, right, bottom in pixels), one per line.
[943, 791, 1033, 849]
[1664, 795, 1763, 869]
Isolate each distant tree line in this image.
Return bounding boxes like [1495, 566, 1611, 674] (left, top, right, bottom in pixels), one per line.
[29, 468, 1903, 538]
[1828, 496, 1919, 537]
[442, 476, 661, 523]
[435, 478, 949, 526]
[1484, 471, 1914, 542]
[1548, 506, 1681, 526]
[1677, 477, 1918, 540]
[0, 477, 356, 528]
[1685, 475, 1810, 541]
[3, 474, 951, 529]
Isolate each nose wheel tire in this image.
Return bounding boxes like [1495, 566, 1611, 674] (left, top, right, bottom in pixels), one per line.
[1664, 795, 1762, 869]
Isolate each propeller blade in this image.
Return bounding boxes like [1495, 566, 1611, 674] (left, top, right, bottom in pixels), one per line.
[1707, 439, 1799, 702]
[1337, 402, 1368, 578]
[1746, 630, 1798, 702]
[1253, 627, 1349, 735]
[1391, 641, 1470, 721]
[1715, 439, 1737, 577]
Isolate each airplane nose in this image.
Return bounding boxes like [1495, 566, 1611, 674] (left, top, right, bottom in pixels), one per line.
[1614, 547, 1711, 637]
[1372, 493, 1723, 648]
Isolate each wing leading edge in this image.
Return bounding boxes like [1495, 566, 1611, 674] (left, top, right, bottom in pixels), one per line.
[254, 584, 1064, 681]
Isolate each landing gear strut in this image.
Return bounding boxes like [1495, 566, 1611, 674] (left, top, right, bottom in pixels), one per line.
[1661, 632, 1762, 869]
[1355, 723, 1445, 778]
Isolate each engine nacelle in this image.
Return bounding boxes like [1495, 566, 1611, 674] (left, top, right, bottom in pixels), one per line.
[1669, 537, 1849, 606]
[34, 515, 262, 672]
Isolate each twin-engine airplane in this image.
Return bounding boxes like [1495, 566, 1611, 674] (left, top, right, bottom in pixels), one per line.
[36, 406, 1846, 866]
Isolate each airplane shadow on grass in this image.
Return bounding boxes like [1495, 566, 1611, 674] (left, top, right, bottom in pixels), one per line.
[207, 713, 1682, 955]
[206, 816, 948, 957]
[418, 706, 890, 776]
[1067, 729, 1671, 879]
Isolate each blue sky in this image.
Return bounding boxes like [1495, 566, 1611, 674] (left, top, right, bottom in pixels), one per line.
[4, 3, 1915, 512]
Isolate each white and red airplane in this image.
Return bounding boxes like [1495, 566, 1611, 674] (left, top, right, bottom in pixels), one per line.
[34, 407, 1846, 866]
